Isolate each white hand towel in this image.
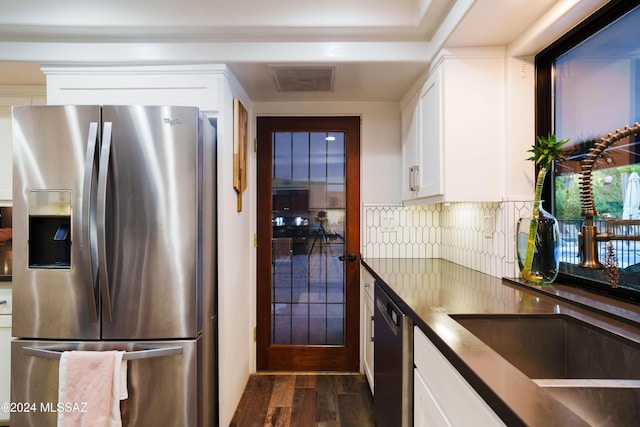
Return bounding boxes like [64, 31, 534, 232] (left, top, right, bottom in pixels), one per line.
[57, 350, 128, 427]
[108, 351, 127, 427]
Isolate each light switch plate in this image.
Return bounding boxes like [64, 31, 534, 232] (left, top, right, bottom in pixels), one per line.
[381, 212, 398, 232]
[483, 214, 494, 238]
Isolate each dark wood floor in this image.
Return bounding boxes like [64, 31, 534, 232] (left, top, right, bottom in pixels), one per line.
[230, 373, 375, 427]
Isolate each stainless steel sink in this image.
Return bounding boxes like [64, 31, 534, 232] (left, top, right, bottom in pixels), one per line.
[450, 314, 640, 426]
[450, 313, 640, 380]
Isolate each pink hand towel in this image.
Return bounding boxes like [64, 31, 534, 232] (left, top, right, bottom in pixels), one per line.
[58, 350, 127, 427]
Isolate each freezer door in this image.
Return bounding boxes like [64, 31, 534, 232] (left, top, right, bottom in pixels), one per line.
[99, 106, 201, 339]
[10, 339, 200, 427]
[12, 105, 101, 340]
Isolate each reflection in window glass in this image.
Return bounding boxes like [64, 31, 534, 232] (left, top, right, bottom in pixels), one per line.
[271, 131, 346, 345]
[292, 132, 309, 182]
[273, 132, 292, 182]
[0, 207, 12, 279]
[327, 132, 345, 185]
[310, 132, 327, 182]
[553, 5, 640, 297]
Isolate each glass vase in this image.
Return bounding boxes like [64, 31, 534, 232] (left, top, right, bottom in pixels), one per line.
[516, 201, 560, 284]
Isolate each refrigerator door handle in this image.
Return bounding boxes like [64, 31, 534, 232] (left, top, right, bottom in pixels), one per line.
[22, 345, 183, 360]
[82, 121, 100, 323]
[97, 121, 114, 322]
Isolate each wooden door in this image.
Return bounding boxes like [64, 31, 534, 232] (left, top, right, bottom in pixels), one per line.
[256, 116, 360, 371]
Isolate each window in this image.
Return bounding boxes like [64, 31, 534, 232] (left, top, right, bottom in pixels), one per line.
[537, 0, 640, 301]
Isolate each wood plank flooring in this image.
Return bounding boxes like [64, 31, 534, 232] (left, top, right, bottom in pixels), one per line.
[230, 374, 375, 427]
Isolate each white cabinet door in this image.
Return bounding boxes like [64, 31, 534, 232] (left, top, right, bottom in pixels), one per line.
[0, 315, 11, 423]
[414, 368, 450, 427]
[361, 268, 375, 392]
[417, 69, 443, 199]
[401, 91, 420, 200]
[414, 326, 505, 426]
[363, 291, 374, 392]
[0, 288, 11, 423]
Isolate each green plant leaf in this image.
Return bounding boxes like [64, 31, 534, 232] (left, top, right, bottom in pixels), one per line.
[526, 134, 569, 170]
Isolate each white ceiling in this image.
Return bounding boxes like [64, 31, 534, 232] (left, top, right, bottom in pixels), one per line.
[0, 0, 610, 102]
[0, 0, 453, 41]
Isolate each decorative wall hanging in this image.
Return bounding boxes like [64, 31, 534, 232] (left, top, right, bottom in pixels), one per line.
[233, 98, 248, 212]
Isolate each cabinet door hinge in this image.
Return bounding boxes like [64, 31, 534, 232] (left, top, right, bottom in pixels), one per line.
[253, 327, 257, 342]
[253, 233, 258, 247]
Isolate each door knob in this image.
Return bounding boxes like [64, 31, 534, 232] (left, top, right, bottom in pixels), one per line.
[339, 253, 357, 262]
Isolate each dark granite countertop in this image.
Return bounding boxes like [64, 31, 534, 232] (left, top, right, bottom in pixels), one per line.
[362, 258, 640, 427]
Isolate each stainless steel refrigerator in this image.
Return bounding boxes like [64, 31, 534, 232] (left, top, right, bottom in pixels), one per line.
[10, 105, 218, 427]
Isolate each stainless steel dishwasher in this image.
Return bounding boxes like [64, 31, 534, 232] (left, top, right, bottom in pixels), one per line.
[374, 281, 413, 427]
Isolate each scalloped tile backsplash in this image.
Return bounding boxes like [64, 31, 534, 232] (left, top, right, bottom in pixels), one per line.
[362, 201, 533, 279]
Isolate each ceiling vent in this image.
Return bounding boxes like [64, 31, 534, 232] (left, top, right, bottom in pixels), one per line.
[270, 66, 336, 92]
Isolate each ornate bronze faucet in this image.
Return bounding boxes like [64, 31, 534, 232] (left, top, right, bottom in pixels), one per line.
[578, 123, 640, 268]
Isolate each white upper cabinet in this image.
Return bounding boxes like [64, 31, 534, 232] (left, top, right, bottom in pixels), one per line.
[402, 48, 505, 204]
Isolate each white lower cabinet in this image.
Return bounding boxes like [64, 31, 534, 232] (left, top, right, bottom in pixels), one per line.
[363, 290, 374, 392]
[414, 367, 449, 427]
[413, 326, 505, 426]
[0, 288, 11, 424]
[361, 268, 375, 392]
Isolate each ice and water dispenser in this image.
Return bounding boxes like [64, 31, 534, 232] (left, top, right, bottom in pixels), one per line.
[28, 190, 71, 269]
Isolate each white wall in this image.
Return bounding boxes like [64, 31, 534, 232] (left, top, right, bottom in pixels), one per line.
[213, 72, 254, 427]
[503, 56, 536, 202]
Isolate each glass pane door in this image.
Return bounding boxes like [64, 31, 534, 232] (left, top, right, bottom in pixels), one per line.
[271, 131, 345, 345]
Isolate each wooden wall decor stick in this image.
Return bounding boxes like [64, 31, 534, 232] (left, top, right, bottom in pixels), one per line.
[233, 98, 248, 212]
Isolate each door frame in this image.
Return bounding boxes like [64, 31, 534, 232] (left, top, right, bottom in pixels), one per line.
[256, 116, 360, 371]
